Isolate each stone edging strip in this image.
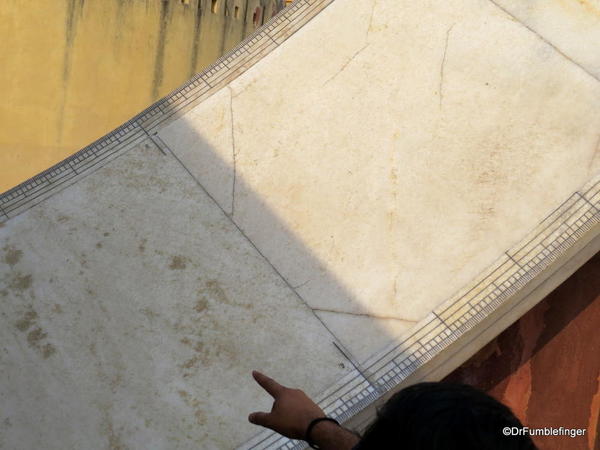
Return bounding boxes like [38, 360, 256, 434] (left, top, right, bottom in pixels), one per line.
[0, 0, 336, 222]
[238, 173, 600, 449]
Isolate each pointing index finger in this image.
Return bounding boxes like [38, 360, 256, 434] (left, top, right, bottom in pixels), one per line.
[252, 370, 285, 398]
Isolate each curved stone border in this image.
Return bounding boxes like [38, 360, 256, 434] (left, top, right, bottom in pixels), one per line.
[0, 0, 336, 221]
[239, 173, 600, 449]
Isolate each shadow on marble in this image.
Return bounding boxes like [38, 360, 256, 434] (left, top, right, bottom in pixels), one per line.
[0, 129, 400, 450]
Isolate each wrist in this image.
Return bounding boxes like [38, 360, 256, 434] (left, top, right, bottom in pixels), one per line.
[311, 418, 341, 436]
[306, 417, 340, 449]
[306, 417, 360, 450]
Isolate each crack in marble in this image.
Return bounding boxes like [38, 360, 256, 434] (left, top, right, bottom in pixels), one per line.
[312, 307, 418, 322]
[486, 0, 600, 84]
[291, 279, 311, 289]
[439, 24, 455, 109]
[589, 133, 600, 174]
[322, 0, 376, 88]
[164, 147, 348, 352]
[228, 86, 237, 217]
[322, 43, 370, 87]
[366, 0, 377, 39]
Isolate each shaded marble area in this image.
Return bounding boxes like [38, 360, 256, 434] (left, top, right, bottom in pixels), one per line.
[0, 142, 349, 449]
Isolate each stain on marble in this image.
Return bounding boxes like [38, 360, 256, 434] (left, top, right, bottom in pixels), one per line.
[178, 390, 207, 426]
[140, 307, 159, 321]
[27, 328, 46, 347]
[202, 279, 252, 311]
[8, 273, 33, 292]
[3, 133, 351, 448]
[15, 308, 38, 332]
[37, 336, 56, 359]
[176, 299, 241, 376]
[194, 296, 209, 313]
[138, 238, 147, 253]
[559, 0, 600, 16]
[175, 285, 241, 376]
[102, 410, 125, 450]
[169, 255, 188, 270]
[180, 355, 203, 371]
[3, 245, 22, 267]
[14, 307, 57, 359]
[204, 279, 228, 304]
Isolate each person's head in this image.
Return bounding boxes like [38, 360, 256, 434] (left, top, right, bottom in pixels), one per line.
[355, 382, 536, 449]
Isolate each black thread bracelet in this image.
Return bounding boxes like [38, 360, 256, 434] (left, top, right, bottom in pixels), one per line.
[305, 417, 340, 449]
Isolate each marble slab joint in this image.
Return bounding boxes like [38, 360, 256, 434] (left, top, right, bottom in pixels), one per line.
[486, 0, 600, 83]
[577, 190, 599, 212]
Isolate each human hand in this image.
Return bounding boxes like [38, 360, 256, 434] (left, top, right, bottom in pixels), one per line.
[248, 370, 325, 440]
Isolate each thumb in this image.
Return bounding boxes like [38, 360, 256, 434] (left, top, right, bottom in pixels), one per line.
[248, 411, 273, 428]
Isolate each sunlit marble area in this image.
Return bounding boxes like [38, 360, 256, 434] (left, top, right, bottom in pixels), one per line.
[1, 0, 599, 448]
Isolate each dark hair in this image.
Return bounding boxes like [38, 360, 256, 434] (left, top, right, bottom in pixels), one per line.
[354, 382, 536, 449]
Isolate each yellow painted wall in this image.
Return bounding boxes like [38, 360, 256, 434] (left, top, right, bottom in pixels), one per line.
[0, 0, 283, 192]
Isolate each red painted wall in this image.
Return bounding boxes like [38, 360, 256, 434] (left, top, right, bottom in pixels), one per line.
[444, 251, 600, 449]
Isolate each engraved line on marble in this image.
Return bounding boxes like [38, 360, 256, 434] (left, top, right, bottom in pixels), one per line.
[332, 341, 385, 395]
[0, 0, 335, 222]
[141, 126, 168, 155]
[486, 0, 600, 83]
[505, 192, 579, 259]
[412, 285, 534, 386]
[505, 251, 524, 270]
[246, 178, 600, 449]
[229, 86, 238, 217]
[435, 258, 514, 319]
[0, 129, 146, 215]
[432, 311, 452, 332]
[68, 161, 78, 175]
[2, 134, 145, 218]
[370, 191, 596, 373]
[435, 208, 586, 324]
[161, 136, 349, 357]
[439, 207, 594, 339]
[581, 176, 600, 199]
[589, 133, 600, 174]
[576, 191, 599, 213]
[364, 315, 446, 375]
[291, 279, 311, 290]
